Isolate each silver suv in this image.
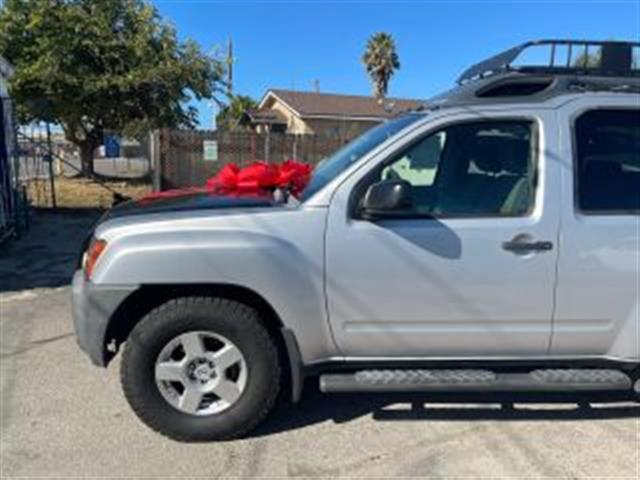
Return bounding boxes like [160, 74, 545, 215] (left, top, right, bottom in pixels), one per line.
[72, 40, 640, 441]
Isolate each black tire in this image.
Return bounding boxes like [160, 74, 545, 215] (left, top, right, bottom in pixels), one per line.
[631, 369, 640, 402]
[120, 296, 281, 442]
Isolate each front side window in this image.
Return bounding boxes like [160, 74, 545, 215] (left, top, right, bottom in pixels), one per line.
[575, 109, 640, 214]
[299, 114, 422, 201]
[364, 120, 536, 217]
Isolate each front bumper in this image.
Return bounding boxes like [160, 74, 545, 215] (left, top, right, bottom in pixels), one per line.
[71, 270, 137, 366]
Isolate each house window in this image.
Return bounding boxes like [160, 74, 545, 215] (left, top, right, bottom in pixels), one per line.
[271, 123, 287, 133]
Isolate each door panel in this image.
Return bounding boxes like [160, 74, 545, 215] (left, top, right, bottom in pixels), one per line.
[325, 111, 561, 358]
[551, 100, 640, 360]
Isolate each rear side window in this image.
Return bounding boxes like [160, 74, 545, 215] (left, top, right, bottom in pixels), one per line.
[575, 109, 640, 214]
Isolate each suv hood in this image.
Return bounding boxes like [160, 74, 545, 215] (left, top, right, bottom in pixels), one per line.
[79, 191, 283, 269]
[103, 191, 278, 221]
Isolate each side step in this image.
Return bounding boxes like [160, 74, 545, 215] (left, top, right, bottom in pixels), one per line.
[320, 369, 633, 393]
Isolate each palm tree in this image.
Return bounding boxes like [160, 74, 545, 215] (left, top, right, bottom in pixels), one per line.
[362, 32, 400, 101]
[216, 95, 258, 131]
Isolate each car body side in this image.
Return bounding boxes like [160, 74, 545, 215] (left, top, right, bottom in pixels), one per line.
[73, 94, 640, 372]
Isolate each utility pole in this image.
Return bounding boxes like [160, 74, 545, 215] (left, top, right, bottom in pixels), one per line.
[226, 38, 233, 97]
[314, 79, 320, 93]
[212, 39, 235, 130]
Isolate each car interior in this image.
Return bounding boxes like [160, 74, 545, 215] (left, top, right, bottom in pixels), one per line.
[577, 111, 640, 212]
[381, 122, 535, 217]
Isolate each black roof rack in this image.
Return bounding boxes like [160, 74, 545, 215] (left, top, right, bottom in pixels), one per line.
[457, 39, 640, 84]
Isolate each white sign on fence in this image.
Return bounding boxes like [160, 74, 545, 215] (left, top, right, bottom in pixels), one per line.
[203, 140, 218, 161]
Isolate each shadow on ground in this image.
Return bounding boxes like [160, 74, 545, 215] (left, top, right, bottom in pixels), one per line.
[254, 382, 640, 438]
[0, 210, 100, 292]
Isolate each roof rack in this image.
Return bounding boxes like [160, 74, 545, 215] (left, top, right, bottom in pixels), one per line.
[457, 40, 640, 84]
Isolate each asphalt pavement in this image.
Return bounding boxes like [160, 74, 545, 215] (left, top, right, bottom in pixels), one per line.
[0, 213, 638, 478]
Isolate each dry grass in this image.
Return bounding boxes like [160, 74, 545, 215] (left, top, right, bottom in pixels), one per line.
[28, 176, 152, 210]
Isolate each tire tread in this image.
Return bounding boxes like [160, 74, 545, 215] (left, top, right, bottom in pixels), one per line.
[120, 296, 281, 441]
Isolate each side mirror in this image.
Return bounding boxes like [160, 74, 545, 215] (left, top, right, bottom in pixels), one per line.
[361, 179, 414, 219]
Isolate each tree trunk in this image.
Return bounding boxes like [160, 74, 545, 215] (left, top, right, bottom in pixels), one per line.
[79, 142, 96, 177]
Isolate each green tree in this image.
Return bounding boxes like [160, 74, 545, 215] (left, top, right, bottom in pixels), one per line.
[0, 0, 225, 176]
[362, 32, 400, 101]
[216, 95, 258, 131]
[572, 51, 601, 68]
[573, 46, 639, 70]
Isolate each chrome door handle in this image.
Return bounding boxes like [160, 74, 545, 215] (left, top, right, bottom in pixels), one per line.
[502, 237, 553, 253]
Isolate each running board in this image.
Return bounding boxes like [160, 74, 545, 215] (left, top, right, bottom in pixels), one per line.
[320, 369, 632, 393]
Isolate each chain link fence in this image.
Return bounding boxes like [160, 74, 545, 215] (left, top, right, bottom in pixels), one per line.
[5, 124, 356, 214]
[16, 129, 56, 208]
[14, 125, 154, 210]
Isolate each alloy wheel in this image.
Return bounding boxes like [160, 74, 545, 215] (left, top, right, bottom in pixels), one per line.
[154, 331, 248, 416]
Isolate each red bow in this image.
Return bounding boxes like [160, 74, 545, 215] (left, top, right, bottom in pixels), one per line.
[140, 160, 313, 203]
[207, 160, 312, 196]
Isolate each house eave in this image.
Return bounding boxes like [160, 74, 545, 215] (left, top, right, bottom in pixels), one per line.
[257, 90, 301, 117]
[299, 113, 387, 122]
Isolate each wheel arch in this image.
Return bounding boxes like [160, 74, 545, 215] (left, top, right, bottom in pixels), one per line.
[103, 283, 301, 401]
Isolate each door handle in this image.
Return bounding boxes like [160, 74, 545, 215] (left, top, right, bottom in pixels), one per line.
[502, 236, 553, 253]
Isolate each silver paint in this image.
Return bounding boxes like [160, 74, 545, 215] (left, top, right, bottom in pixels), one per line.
[80, 94, 640, 367]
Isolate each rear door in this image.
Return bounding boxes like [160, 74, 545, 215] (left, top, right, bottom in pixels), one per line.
[325, 109, 562, 358]
[552, 97, 640, 360]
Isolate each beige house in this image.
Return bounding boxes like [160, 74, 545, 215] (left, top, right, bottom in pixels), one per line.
[245, 89, 423, 137]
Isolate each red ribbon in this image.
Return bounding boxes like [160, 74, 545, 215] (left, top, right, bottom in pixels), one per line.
[207, 160, 312, 196]
[140, 160, 313, 202]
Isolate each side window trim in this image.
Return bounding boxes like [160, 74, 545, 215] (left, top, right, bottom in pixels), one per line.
[572, 107, 640, 216]
[350, 117, 540, 221]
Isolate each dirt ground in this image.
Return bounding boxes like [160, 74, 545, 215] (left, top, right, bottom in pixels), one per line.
[0, 212, 639, 478]
[27, 176, 151, 210]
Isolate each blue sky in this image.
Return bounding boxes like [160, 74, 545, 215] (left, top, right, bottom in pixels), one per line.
[153, 0, 640, 127]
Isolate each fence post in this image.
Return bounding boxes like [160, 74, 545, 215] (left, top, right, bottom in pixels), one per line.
[45, 123, 56, 209]
[149, 130, 158, 191]
[251, 132, 256, 161]
[264, 128, 270, 162]
[151, 129, 168, 191]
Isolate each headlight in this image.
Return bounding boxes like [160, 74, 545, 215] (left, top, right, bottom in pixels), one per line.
[83, 238, 107, 280]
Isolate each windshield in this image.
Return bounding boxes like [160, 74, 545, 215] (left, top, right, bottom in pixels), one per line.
[298, 114, 422, 201]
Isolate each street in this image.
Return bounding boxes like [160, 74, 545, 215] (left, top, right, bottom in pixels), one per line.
[0, 213, 638, 478]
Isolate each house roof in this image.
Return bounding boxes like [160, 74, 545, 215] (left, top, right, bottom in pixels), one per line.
[259, 89, 424, 121]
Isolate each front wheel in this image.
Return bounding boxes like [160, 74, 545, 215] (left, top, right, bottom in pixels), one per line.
[120, 297, 281, 441]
